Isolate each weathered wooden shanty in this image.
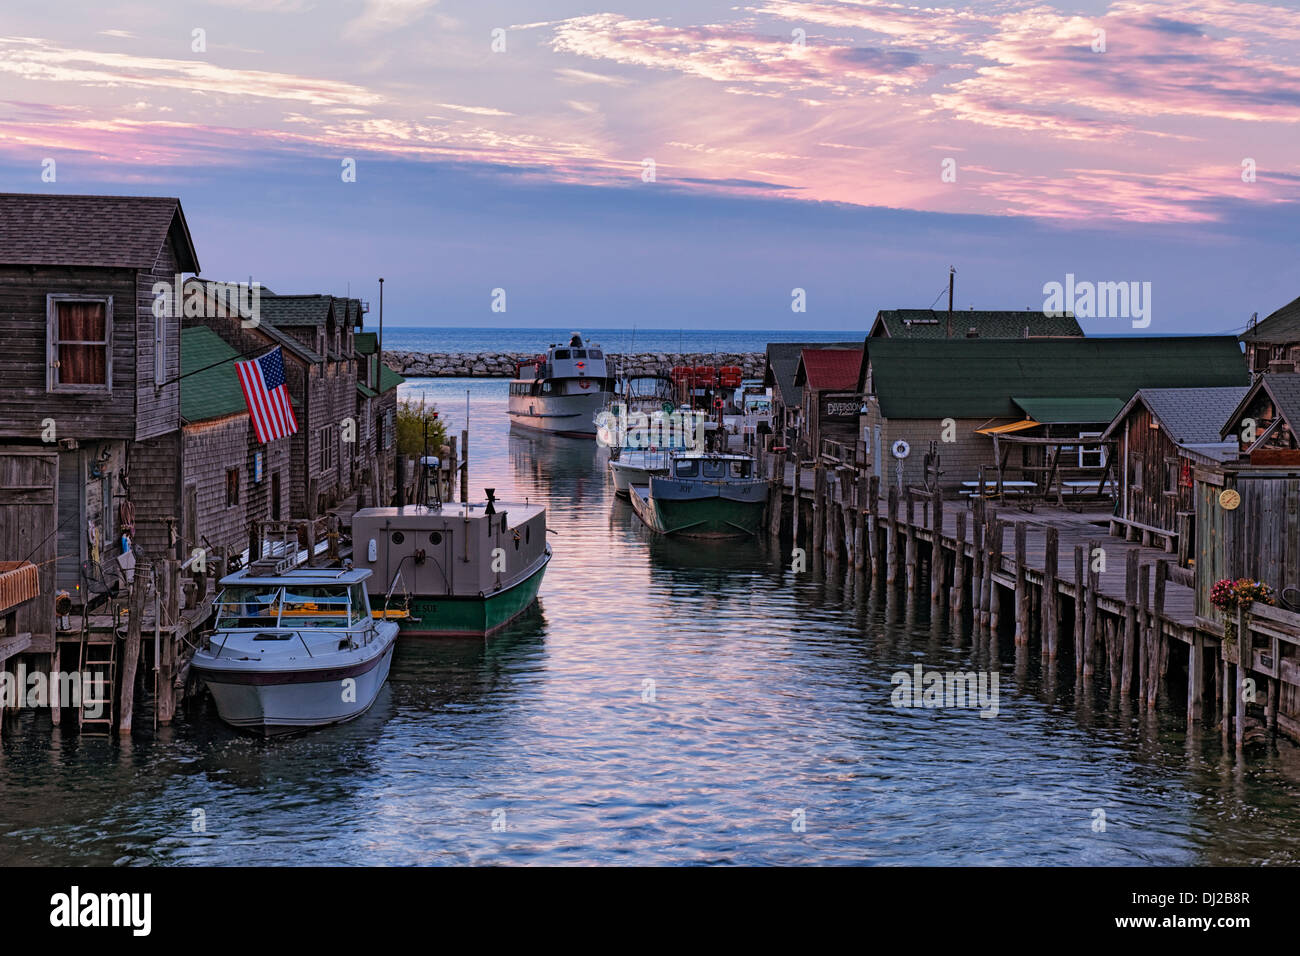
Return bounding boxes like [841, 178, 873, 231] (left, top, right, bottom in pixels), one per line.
[354, 330, 404, 504]
[0, 194, 200, 643]
[855, 336, 1249, 491]
[793, 347, 864, 460]
[1218, 373, 1300, 465]
[868, 308, 1083, 340]
[1100, 387, 1247, 562]
[762, 341, 858, 452]
[1240, 295, 1300, 375]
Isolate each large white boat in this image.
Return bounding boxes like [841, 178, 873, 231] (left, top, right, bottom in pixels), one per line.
[191, 563, 399, 735]
[508, 332, 615, 438]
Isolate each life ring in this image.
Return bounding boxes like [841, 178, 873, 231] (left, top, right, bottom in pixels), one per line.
[891, 439, 911, 459]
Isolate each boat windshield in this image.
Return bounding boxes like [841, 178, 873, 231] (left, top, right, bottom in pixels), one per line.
[702, 460, 725, 479]
[215, 584, 360, 629]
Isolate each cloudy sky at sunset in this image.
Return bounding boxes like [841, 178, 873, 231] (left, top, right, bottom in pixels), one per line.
[1, 0, 1297, 330]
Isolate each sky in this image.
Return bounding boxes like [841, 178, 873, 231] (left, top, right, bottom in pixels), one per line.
[0, 0, 1297, 331]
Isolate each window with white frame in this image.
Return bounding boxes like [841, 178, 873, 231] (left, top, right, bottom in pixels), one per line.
[1077, 431, 1106, 469]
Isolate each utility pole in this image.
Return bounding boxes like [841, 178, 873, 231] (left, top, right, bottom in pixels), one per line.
[946, 266, 955, 338]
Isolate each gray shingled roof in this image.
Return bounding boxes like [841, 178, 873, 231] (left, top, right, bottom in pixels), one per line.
[764, 341, 859, 408]
[871, 309, 1083, 339]
[1102, 386, 1249, 445]
[0, 193, 199, 271]
[1220, 373, 1300, 438]
[258, 295, 336, 328]
[1241, 295, 1300, 344]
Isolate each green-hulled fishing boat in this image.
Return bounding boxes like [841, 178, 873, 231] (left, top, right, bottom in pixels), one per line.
[351, 490, 550, 637]
[629, 452, 770, 537]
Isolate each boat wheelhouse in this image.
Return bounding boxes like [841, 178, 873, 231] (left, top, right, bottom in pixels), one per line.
[191, 564, 399, 735]
[508, 332, 616, 438]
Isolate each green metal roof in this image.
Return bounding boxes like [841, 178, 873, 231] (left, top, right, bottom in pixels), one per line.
[356, 381, 377, 399]
[355, 332, 378, 355]
[180, 326, 247, 423]
[872, 309, 1084, 339]
[379, 364, 404, 393]
[867, 336, 1248, 419]
[1012, 396, 1126, 424]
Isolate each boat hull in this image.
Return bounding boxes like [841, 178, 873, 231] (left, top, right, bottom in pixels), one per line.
[193, 631, 397, 736]
[393, 550, 548, 637]
[608, 457, 669, 497]
[508, 389, 610, 438]
[629, 481, 769, 537]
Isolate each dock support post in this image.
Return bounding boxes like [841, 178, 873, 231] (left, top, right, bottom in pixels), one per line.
[1267, 675, 1279, 735]
[970, 510, 984, 622]
[1137, 564, 1151, 706]
[1084, 539, 1099, 680]
[854, 474, 867, 571]
[867, 476, 880, 582]
[1043, 527, 1059, 659]
[886, 485, 899, 586]
[1014, 522, 1029, 646]
[118, 571, 147, 736]
[904, 488, 917, 593]
[1122, 549, 1138, 699]
[931, 493, 945, 607]
[160, 559, 179, 725]
[1073, 544, 1085, 675]
[50, 643, 61, 726]
[768, 451, 785, 539]
[813, 467, 826, 555]
[1152, 561, 1168, 710]
[1188, 632, 1204, 726]
[1236, 606, 1249, 754]
[792, 458, 802, 547]
[988, 518, 1003, 636]
[952, 510, 966, 617]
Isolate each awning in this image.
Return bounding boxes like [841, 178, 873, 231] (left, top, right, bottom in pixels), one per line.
[0, 561, 40, 614]
[976, 418, 1041, 436]
[1012, 396, 1125, 424]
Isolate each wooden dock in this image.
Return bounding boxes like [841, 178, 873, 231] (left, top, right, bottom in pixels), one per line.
[765, 452, 1300, 753]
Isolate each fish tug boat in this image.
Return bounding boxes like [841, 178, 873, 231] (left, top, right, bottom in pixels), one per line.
[508, 332, 615, 437]
[190, 543, 399, 736]
[351, 485, 551, 637]
[628, 451, 772, 538]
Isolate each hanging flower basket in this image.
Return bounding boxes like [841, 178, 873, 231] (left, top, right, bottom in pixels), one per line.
[1210, 578, 1275, 647]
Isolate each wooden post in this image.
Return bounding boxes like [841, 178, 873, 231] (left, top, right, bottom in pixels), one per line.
[1138, 564, 1151, 706]
[931, 493, 945, 607]
[161, 559, 179, 724]
[988, 518, 1004, 634]
[769, 451, 786, 539]
[1084, 539, 1099, 680]
[792, 457, 803, 547]
[1105, 617, 1121, 691]
[1043, 527, 1059, 659]
[886, 485, 899, 585]
[50, 643, 61, 727]
[1073, 544, 1085, 675]
[1187, 632, 1204, 726]
[1236, 606, 1250, 755]
[1267, 674, 1279, 735]
[853, 473, 867, 571]
[118, 572, 147, 735]
[867, 475, 880, 581]
[1122, 549, 1138, 699]
[904, 487, 917, 592]
[1013, 522, 1029, 646]
[952, 510, 967, 617]
[977, 514, 992, 632]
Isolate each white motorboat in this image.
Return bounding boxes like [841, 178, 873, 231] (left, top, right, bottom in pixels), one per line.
[191, 563, 398, 735]
[508, 332, 615, 437]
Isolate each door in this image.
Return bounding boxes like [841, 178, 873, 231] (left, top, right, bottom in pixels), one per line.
[271, 472, 281, 521]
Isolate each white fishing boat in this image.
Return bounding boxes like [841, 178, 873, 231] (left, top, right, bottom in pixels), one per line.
[191, 562, 398, 736]
[508, 332, 615, 437]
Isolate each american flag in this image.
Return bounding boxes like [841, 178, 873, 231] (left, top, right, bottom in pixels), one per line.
[234, 346, 298, 443]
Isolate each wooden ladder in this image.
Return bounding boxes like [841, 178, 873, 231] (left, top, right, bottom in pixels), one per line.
[77, 605, 122, 733]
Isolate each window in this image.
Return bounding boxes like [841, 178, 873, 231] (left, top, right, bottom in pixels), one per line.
[589, 349, 603, 359]
[1164, 459, 1179, 495]
[154, 306, 166, 386]
[1077, 432, 1106, 469]
[47, 296, 112, 392]
[554, 349, 571, 360]
[226, 468, 240, 507]
[675, 459, 699, 478]
[281, 586, 350, 628]
[320, 425, 334, 469]
[1130, 455, 1142, 490]
[573, 349, 587, 358]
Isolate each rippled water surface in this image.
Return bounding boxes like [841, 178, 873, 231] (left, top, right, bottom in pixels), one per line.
[3, 378, 1300, 866]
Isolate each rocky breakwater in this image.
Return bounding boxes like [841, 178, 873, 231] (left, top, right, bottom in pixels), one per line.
[384, 351, 767, 379]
